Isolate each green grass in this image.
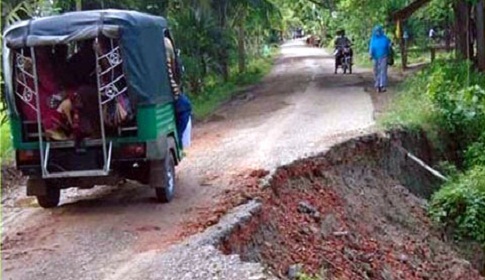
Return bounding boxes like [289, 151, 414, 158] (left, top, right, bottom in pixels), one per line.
[377, 68, 444, 149]
[378, 82, 437, 131]
[377, 81, 445, 150]
[0, 112, 13, 161]
[1, 78, 14, 161]
[190, 49, 277, 119]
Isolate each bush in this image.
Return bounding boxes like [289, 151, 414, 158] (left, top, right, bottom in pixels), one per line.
[0, 119, 13, 160]
[429, 166, 485, 243]
[464, 135, 485, 168]
[425, 61, 485, 139]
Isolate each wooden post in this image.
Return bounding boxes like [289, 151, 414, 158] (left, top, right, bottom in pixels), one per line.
[396, 20, 407, 70]
[444, 25, 451, 52]
[430, 47, 436, 62]
[476, 0, 485, 71]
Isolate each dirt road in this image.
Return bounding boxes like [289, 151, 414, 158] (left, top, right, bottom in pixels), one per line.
[1, 40, 376, 280]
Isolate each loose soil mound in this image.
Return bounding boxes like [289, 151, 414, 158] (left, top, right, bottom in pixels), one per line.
[220, 133, 483, 279]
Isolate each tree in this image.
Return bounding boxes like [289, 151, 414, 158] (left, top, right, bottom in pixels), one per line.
[229, 0, 280, 73]
[477, 0, 485, 70]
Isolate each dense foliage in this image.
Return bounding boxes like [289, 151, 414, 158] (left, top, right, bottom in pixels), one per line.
[429, 166, 485, 243]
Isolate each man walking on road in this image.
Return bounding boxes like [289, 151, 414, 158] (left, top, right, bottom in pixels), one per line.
[369, 25, 391, 93]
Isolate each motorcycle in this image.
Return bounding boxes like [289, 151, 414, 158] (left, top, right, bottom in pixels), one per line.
[334, 45, 353, 74]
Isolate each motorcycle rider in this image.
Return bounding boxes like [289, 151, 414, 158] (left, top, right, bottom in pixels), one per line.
[334, 29, 353, 73]
[334, 30, 351, 49]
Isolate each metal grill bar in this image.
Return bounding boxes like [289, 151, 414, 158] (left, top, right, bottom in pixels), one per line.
[99, 75, 125, 91]
[17, 68, 36, 79]
[101, 87, 128, 105]
[95, 37, 109, 176]
[97, 46, 121, 60]
[99, 62, 123, 76]
[30, 47, 47, 178]
[14, 50, 39, 113]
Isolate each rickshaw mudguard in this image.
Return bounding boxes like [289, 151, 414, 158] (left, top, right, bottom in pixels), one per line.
[146, 135, 169, 160]
[137, 104, 182, 163]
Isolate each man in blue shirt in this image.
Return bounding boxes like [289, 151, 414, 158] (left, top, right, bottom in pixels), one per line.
[369, 25, 391, 92]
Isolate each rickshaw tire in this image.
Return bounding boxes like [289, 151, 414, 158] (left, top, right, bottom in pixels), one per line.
[36, 186, 60, 208]
[154, 152, 176, 203]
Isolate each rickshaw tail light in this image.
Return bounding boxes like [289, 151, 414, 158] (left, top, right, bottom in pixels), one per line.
[17, 150, 40, 165]
[120, 144, 146, 158]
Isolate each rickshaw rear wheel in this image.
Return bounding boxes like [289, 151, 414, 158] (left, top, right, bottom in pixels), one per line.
[28, 178, 61, 208]
[147, 137, 177, 203]
[154, 153, 176, 203]
[36, 186, 61, 208]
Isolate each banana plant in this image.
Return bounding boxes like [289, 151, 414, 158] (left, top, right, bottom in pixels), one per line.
[2, 0, 40, 26]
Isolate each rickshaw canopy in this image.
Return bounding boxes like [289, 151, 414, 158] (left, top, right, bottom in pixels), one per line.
[3, 9, 173, 108]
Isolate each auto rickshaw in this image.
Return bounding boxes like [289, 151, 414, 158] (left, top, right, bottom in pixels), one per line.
[2, 10, 188, 208]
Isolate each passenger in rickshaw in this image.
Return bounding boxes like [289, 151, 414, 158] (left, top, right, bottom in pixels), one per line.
[33, 40, 101, 142]
[56, 40, 100, 143]
[33, 46, 71, 140]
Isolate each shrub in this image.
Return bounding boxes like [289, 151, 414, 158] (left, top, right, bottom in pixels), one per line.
[429, 165, 485, 243]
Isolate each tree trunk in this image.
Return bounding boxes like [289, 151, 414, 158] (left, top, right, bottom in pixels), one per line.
[237, 9, 247, 74]
[445, 25, 451, 52]
[476, 0, 485, 71]
[214, 0, 230, 81]
[76, 0, 82, 11]
[454, 1, 471, 60]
